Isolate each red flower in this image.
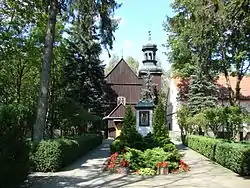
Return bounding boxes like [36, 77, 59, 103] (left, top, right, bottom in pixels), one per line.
[156, 161, 169, 168]
[122, 148, 126, 153]
[120, 159, 129, 167]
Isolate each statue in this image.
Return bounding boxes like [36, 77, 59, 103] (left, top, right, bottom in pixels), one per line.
[141, 70, 157, 102]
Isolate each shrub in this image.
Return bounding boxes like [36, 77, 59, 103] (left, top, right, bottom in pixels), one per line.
[124, 148, 145, 170]
[110, 138, 125, 154]
[137, 168, 156, 176]
[121, 105, 136, 139]
[142, 148, 170, 169]
[153, 100, 169, 138]
[186, 134, 250, 176]
[31, 134, 102, 172]
[215, 142, 250, 175]
[185, 135, 220, 160]
[163, 143, 177, 152]
[0, 104, 30, 188]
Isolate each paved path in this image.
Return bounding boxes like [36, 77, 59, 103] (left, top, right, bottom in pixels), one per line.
[26, 139, 250, 188]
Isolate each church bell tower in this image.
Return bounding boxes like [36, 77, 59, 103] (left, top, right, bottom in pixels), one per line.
[139, 31, 163, 91]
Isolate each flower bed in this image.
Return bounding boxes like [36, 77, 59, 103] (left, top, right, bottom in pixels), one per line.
[105, 139, 190, 176]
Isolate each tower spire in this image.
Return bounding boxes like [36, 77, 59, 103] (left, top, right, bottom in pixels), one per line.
[148, 30, 151, 41]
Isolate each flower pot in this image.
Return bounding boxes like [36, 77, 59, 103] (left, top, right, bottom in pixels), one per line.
[158, 167, 168, 175]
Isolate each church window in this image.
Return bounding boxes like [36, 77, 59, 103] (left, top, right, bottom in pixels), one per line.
[117, 96, 126, 105]
[145, 53, 148, 60]
[149, 52, 152, 60]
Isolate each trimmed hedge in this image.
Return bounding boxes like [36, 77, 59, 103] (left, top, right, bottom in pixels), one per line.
[0, 104, 30, 188]
[185, 135, 250, 176]
[31, 134, 102, 172]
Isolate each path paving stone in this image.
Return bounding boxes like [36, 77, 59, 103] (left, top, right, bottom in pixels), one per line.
[26, 139, 250, 188]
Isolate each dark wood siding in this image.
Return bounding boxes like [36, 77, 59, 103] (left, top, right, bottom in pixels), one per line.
[109, 104, 126, 117]
[109, 84, 142, 104]
[106, 59, 143, 84]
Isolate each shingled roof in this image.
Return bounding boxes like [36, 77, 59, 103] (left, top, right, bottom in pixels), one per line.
[173, 75, 250, 100]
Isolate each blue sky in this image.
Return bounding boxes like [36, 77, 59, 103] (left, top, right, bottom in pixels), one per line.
[100, 0, 175, 71]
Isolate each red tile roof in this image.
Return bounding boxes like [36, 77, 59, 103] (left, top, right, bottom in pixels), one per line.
[173, 75, 250, 99]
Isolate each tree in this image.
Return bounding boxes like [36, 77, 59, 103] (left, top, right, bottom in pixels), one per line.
[126, 56, 139, 73]
[34, 0, 121, 141]
[188, 73, 219, 115]
[165, 0, 250, 105]
[121, 105, 136, 138]
[153, 99, 168, 137]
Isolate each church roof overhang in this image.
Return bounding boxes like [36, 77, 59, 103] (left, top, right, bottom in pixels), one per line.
[142, 44, 157, 51]
[135, 99, 155, 109]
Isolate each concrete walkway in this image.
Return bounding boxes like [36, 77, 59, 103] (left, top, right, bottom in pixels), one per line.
[25, 139, 250, 188]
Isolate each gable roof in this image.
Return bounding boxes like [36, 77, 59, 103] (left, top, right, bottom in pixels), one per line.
[172, 75, 250, 100]
[103, 103, 126, 119]
[105, 58, 142, 84]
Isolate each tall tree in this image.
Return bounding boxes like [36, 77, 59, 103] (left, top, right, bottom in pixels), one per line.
[165, 0, 250, 105]
[34, 0, 121, 141]
[126, 56, 139, 73]
[188, 73, 219, 115]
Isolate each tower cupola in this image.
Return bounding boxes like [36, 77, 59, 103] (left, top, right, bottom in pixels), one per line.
[139, 31, 162, 77]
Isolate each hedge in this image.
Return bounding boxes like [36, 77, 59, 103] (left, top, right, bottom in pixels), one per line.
[185, 135, 250, 176]
[31, 134, 102, 172]
[0, 104, 30, 188]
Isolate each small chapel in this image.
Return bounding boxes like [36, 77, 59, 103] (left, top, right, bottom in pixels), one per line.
[103, 32, 163, 138]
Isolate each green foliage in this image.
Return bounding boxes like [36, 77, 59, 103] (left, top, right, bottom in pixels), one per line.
[110, 138, 126, 154]
[165, 0, 250, 104]
[124, 148, 145, 170]
[188, 73, 218, 115]
[185, 135, 221, 160]
[121, 106, 136, 139]
[215, 142, 250, 176]
[177, 104, 246, 141]
[185, 135, 250, 175]
[0, 104, 30, 187]
[137, 168, 156, 176]
[31, 134, 102, 172]
[163, 143, 177, 152]
[176, 104, 192, 141]
[153, 100, 169, 137]
[142, 148, 169, 169]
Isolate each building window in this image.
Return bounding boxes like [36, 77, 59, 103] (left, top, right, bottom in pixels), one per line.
[149, 52, 152, 60]
[117, 96, 126, 105]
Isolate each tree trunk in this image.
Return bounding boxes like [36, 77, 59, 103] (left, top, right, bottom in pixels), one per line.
[235, 72, 242, 105]
[33, 0, 58, 141]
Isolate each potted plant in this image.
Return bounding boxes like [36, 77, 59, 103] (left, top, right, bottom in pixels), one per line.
[156, 161, 169, 175]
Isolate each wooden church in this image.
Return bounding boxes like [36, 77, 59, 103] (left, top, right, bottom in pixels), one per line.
[103, 33, 163, 138]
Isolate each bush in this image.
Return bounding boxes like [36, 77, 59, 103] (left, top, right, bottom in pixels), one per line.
[121, 105, 136, 138]
[153, 100, 169, 138]
[31, 134, 102, 172]
[163, 143, 177, 152]
[137, 168, 156, 176]
[110, 138, 125, 154]
[185, 135, 250, 176]
[124, 148, 145, 170]
[215, 142, 250, 175]
[0, 104, 30, 188]
[185, 135, 220, 160]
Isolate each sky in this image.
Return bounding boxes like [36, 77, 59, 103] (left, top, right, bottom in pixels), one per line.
[100, 0, 175, 71]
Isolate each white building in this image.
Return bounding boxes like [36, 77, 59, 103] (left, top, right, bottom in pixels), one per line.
[167, 75, 250, 140]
